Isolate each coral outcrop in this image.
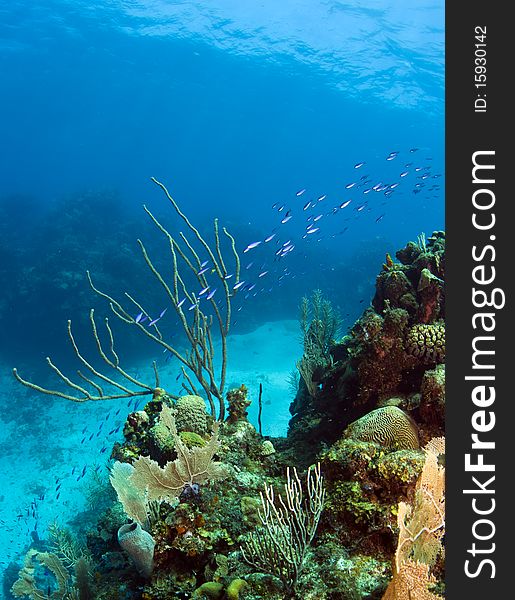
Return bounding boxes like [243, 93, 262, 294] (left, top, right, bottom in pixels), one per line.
[26, 231, 445, 600]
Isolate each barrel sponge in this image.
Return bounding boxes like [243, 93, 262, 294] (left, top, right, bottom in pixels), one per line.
[405, 322, 445, 363]
[175, 394, 208, 435]
[118, 522, 155, 578]
[344, 406, 419, 450]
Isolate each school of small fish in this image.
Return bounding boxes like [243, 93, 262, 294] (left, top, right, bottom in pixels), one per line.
[126, 146, 441, 335]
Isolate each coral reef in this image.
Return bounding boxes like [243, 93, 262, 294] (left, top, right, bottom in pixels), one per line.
[287, 231, 445, 465]
[11, 231, 445, 600]
[226, 385, 252, 424]
[175, 395, 210, 436]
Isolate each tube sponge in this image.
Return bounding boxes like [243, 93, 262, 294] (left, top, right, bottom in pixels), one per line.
[117, 522, 155, 578]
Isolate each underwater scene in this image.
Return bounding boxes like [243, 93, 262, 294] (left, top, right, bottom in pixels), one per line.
[0, 1, 445, 599]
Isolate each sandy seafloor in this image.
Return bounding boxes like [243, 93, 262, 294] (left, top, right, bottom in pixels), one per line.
[0, 319, 300, 594]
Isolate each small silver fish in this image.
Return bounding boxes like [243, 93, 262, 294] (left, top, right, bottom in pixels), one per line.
[206, 288, 217, 300]
[244, 241, 262, 253]
[303, 201, 311, 211]
[233, 281, 246, 290]
[264, 233, 276, 242]
[354, 162, 365, 169]
[313, 214, 323, 222]
[135, 312, 143, 323]
[198, 267, 209, 275]
[258, 271, 268, 278]
[296, 188, 306, 196]
[317, 194, 327, 202]
[281, 215, 292, 224]
[198, 286, 210, 296]
[400, 171, 409, 178]
[345, 182, 356, 189]
[177, 298, 186, 308]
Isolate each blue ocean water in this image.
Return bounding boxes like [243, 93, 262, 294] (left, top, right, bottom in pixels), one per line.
[0, 0, 444, 590]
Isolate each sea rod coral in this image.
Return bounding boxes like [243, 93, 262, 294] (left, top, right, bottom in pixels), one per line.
[12, 178, 241, 420]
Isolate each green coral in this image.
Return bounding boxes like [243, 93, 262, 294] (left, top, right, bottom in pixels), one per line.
[327, 481, 385, 525]
[179, 430, 207, 447]
[226, 578, 248, 600]
[374, 449, 425, 485]
[192, 581, 224, 598]
[176, 395, 209, 435]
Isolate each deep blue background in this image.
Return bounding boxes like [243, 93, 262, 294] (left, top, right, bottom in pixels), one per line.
[0, 0, 444, 372]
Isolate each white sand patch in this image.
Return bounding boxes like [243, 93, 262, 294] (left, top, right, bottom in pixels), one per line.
[224, 319, 300, 436]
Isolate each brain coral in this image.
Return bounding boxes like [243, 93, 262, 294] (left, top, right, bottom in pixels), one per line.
[175, 394, 208, 435]
[344, 406, 419, 450]
[405, 322, 445, 363]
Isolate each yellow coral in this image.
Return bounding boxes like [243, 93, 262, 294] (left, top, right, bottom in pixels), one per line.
[405, 323, 445, 363]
